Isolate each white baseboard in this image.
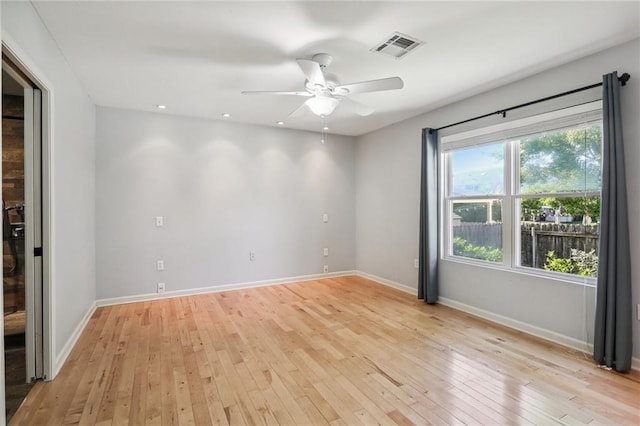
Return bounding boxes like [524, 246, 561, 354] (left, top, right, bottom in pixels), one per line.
[437, 297, 640, 372]
[438, 296, 593, 352]
[95, 270, 356, 307]
[354, 272, 640, 372]
[355, 271, 417, 295]
[53, 301, 97, 379]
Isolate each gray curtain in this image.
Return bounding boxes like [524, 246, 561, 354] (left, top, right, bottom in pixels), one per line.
[593, 72, 632, 372]
[418, 128, 438, 303]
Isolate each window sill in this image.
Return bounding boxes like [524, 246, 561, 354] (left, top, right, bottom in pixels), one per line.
[441, 255, 597, 287]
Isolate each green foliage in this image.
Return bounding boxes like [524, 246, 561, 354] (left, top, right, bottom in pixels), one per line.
[558, 196, 600, 220]
[520, 125, 602, 194]
[521, 198, 543, 221]
[453, 237, 503, 262]
[453, 201, 502, 223]
[520, 196, 600, 222]
[543, 249, 598, 277]
[543, 251, 574, 274]
[518, 125, 602, 223]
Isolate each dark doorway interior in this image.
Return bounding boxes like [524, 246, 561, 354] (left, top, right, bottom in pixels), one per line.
[2, 68, 33, 422]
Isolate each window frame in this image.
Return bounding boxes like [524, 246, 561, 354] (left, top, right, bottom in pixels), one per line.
[440, 101, 602, 285]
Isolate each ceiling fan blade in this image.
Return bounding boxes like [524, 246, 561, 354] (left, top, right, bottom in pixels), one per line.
[288, 102, 309, 118]
[296, 59, 326, 87]
[241, 90, 312, 97]
[334, 76, 403, 95]
[340, 97, 375, 116]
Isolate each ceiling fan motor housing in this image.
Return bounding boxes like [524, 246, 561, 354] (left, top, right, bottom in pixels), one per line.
[312, 53, 333, 68]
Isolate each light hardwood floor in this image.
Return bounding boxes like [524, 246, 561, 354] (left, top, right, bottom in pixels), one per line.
[10, 276, 640, 425]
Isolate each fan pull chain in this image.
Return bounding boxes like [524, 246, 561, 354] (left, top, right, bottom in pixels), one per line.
[321, 116, 327, 144]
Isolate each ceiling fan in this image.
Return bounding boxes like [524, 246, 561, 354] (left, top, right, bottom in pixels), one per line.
[241, 53, 404, 118]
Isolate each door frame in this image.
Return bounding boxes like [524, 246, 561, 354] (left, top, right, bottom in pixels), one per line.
[2, 40, 54, 383]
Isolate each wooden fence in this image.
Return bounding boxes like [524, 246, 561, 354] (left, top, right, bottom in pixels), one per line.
[452, 223, 502, 249]
[520, 223, 599, 268]
[453, 222, 599, 268]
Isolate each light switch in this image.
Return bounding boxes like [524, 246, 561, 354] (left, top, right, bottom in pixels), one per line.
[157, 260, 164, 271]
[155, 216, 164, 227]
[323, 213, 329, 223]
[324, 248, 329, 257]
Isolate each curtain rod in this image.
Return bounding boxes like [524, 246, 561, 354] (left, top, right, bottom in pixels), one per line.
[430, 73, 630, 133]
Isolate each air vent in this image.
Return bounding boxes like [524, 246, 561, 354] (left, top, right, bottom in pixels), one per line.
[371, 32, 424, 59]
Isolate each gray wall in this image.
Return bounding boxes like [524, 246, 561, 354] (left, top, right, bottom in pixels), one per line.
[96, 107, 355, 299]
[2, 2, 97, 366]
[356, 38, 640, 359]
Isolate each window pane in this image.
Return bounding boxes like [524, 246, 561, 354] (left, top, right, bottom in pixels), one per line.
[450, 143, 504, 196]
[519, 196, 599, 277]
[452, 200, 503, 262]
[520, 124, 602, 194]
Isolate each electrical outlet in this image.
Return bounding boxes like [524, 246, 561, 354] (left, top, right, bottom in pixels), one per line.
[414, 259, 419, 269]
[249, 251, 255, 261]
[157, 283, 165, 293]
[156, 260, 164, 271]
[155, 216, 164, 227]
[323, 213, 329, 223]
[324, 248, 329, 257]
[323, 265, 329, 273]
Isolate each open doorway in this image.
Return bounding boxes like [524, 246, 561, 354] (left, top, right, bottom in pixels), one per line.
[2, 53, 44, 422]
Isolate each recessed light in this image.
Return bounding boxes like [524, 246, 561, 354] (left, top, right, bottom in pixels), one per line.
[323, 126, 329, 131]
[156, 105, 166, 109]
[276, 121, 284, 125]
[222, 113, 230, 118]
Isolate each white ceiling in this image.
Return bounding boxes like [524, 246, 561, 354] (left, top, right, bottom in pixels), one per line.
[32, 1, 639, 136]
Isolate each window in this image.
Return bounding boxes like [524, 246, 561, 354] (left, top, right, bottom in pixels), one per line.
[442, 102, 602, 281]
[448, 143, 505, 263]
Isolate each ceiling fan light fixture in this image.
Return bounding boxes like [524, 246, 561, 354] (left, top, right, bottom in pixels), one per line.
[305, 96, 339, 117]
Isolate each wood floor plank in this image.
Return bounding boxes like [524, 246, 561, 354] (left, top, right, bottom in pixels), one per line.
[8, 381, 44, 426]
[142, 304, 164, 424]
[312, 381, 366, 425]
[246, 389, 278, 425]
[69, 305, 127, 425]
[128, 317, 151, 425]
[10, 276, 640, 425]
[111, 306, 141, 425]
[258, 386, 295, 425]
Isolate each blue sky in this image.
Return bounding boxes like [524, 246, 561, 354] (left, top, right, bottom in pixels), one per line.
[451, 143, 504, 196]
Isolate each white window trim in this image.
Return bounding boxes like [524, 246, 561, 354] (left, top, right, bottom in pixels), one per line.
[440, 101, 602, 286]
[441, 101, 602, 146]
